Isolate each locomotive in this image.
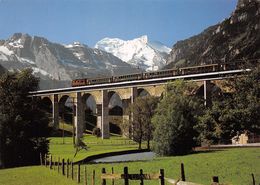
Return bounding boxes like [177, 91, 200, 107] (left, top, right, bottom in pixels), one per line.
[71, 62, 240, 87]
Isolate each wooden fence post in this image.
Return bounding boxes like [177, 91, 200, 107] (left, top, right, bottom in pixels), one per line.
[62, 159, 65, 175]
[71, 162, 74, 180]
[181, 163, 185, 181]
[124, 167, 129, 185]
[102, 168, 106, 185]
[92, 170, 95, 185]
[58, 157, 60, 173]
[140, 169, 144, 185]
[251, 173, 255, 185]
[67, 159, 69, 178]
[77, 164, 81, 183]
[160, 169, 165, 185]
[84, 166, 87, 185]
[212, 176, 219, 183]
[112, 167, 114, 185]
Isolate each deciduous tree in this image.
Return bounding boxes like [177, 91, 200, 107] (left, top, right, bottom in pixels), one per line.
[152, 80, 202, 155]
[0, 69, 50, 168]
[197, 64, 260, 144]
[127, 96, 159, 150]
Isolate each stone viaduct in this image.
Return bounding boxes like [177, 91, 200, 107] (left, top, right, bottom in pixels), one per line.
[31, 69, 244, 142]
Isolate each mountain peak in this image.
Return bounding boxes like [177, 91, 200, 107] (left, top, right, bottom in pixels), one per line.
[9, 33, 31, 41]
[0, 33, 142, 90]
[135, 35, 148, 44]
[95, 35, 170, 71]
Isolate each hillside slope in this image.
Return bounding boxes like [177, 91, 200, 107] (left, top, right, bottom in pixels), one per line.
[165, 0, 260, 68]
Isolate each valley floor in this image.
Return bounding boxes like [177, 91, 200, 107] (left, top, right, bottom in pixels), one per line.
[0, 148, 259, 185]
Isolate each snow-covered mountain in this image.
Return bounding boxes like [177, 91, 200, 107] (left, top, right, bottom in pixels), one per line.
[0, 33, 141, 89]
[95, 35, 171, 71]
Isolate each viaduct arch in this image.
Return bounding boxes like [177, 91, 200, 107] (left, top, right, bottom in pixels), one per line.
[38, 79, 229, 142]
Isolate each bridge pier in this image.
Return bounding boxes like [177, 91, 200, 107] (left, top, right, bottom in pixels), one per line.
[130, 87, 138, 138]
[53, 94, 59, 129]
[74, 92, 85, 143]
[95, 91, 110, 139]
[122, 99, 131, 137]
[101, 90, 110, 139]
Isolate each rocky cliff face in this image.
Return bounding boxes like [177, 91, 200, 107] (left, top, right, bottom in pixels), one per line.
[165, 0, 260, 68]
[0, 33, 141, 89]
[0, 64, 5, 74]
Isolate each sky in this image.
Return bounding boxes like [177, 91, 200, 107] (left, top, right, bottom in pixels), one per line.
[0, 0, 237, 47]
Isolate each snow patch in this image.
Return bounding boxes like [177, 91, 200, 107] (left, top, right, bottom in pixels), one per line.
[73, 52, 83, 60]
[148, 41, 171, 54]
[65, 42, 84, 48]
[31, 67, 52, 77]
[65, 44, 74, 48]
[0, 54, 8, 61]
[8, 39, 24, 48]
[19, 57, 35, 64]
[0, 46, 14, 55]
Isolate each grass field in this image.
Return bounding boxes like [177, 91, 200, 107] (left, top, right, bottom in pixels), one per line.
[0, 166, 78, 185]
[49, 135, 139, 162]
[0, 134, 259, 185]
[77, 148, 259, 185]
[0, 148, 259, 185]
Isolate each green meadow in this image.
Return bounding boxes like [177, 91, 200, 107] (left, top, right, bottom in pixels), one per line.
[0, 166, 78, 185]
[0, 135, 259, 185]
[81, 148, 260, 185]
[49, 135, 139, 162]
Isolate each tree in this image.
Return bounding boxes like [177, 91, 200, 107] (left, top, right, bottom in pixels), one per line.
[197, 64, 260, 144]
[152, 80, 203, 156]
[0, 69, 50, 168]
[127, 96, 159, 150]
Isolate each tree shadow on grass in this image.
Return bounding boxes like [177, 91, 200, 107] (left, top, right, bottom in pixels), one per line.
[190, 149, 224, 155]
[149, 149, 225, 160]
